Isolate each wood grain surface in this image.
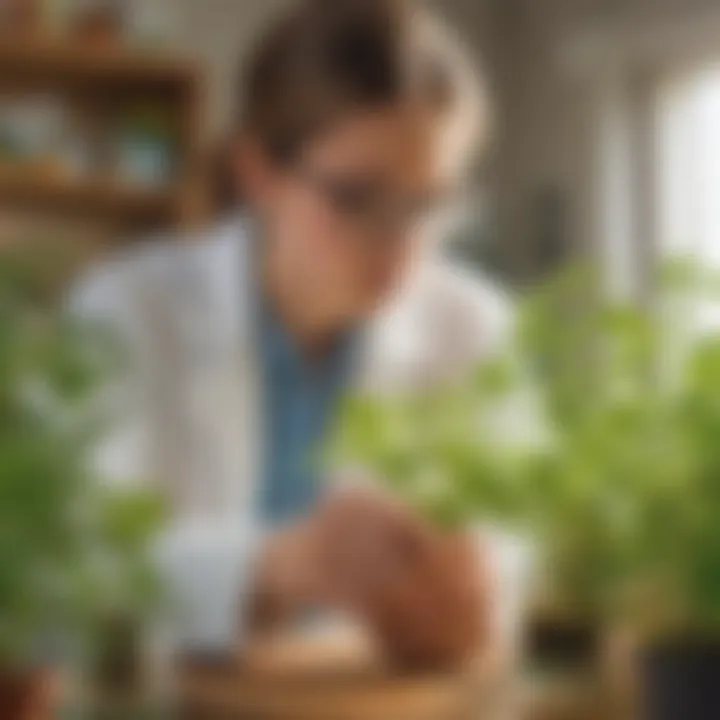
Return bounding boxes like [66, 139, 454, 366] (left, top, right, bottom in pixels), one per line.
[179, 628, 502, 720]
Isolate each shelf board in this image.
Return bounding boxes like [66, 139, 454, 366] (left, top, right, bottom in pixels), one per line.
[0, 171, 180, 222]
[0, 39, 197, 90]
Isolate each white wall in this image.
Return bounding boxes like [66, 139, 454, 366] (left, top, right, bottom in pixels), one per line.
[483, 0, 720, 279]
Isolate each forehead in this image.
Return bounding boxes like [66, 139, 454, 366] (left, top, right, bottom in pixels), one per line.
[300, 106, 459, 188]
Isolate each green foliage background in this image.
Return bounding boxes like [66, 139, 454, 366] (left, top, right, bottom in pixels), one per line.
[0, 248, 163, 667]
[332, 261, 720, 637]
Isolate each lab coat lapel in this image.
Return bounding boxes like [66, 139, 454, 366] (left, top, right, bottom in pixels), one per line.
[184, 218, 262, 521]
[355, 277, 432, 394]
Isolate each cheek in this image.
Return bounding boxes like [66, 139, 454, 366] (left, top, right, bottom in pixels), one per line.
[294, 200, 355, 272]
[277, 190, 360, 280]
[279, 187, 331, 239]
[273, 189, 418, 310]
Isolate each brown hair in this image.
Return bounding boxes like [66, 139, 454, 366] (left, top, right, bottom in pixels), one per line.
[215, 0, 486, 209]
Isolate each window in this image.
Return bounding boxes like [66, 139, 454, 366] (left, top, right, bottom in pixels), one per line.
[656, 62, 720, 328]
[657, 63, 720, 264]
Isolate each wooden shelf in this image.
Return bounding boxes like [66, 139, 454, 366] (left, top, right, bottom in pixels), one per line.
[0, 39, 197, 90]
[0, 171, 181, 223]
[0, 39, 206, 231]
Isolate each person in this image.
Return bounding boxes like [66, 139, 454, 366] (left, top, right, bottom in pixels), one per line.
[72, 0, 512, 669]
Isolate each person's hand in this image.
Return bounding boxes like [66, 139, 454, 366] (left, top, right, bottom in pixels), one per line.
[367, 526, 492, 670]
[248, 521, 321, 632]
[248, 487, 493, 670]
[311, 487, 493, 670]
[248, 489, 423, 631]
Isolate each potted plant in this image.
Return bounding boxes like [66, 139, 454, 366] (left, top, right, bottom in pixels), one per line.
[332, 258, 720, 707]
[513, 267, 654, 673]
[82, 486, 165, 703]
[520, 261, 720, 717]
[0, 247, 163, 719]
[331, 267, 632, 674]
[329, 265, 664, 673]
[513, 266, 704, 675]
[629, 331, 720, 720]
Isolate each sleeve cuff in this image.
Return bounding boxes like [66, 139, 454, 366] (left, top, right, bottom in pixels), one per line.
[153, 519, 265, 653]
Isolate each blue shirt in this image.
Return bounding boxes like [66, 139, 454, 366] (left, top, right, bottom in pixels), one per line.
[257, 294, 358, 526]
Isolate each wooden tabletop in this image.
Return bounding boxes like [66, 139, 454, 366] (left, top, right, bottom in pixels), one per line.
[176, 623, 636, 720]
[179, 628, 512, 720]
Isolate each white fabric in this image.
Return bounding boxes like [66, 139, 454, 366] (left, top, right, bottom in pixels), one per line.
[71, 214, 514, 653]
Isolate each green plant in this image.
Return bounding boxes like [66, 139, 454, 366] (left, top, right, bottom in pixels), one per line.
[331, 356, 533, 529]
[0, 247, 163, 668]
[332, 260, 720, 638]
[516, 261, 720, 634]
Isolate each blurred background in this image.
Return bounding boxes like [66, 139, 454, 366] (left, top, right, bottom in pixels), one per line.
[3, 1, 720, 719]
[4, 0, 720, 286]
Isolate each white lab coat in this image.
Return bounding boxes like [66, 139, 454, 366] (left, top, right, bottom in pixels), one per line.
[71, 214, 516, 652]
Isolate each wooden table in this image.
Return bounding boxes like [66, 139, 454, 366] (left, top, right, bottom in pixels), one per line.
[179, 628, 515, 720]
[177, 621, 641, 720]
[60, 628, 629, 719]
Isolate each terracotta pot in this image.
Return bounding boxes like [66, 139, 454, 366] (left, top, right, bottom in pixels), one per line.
[0, 669, 57, 720]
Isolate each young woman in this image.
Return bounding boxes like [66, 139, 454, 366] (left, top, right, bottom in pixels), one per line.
[74, 0, 510, 668]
